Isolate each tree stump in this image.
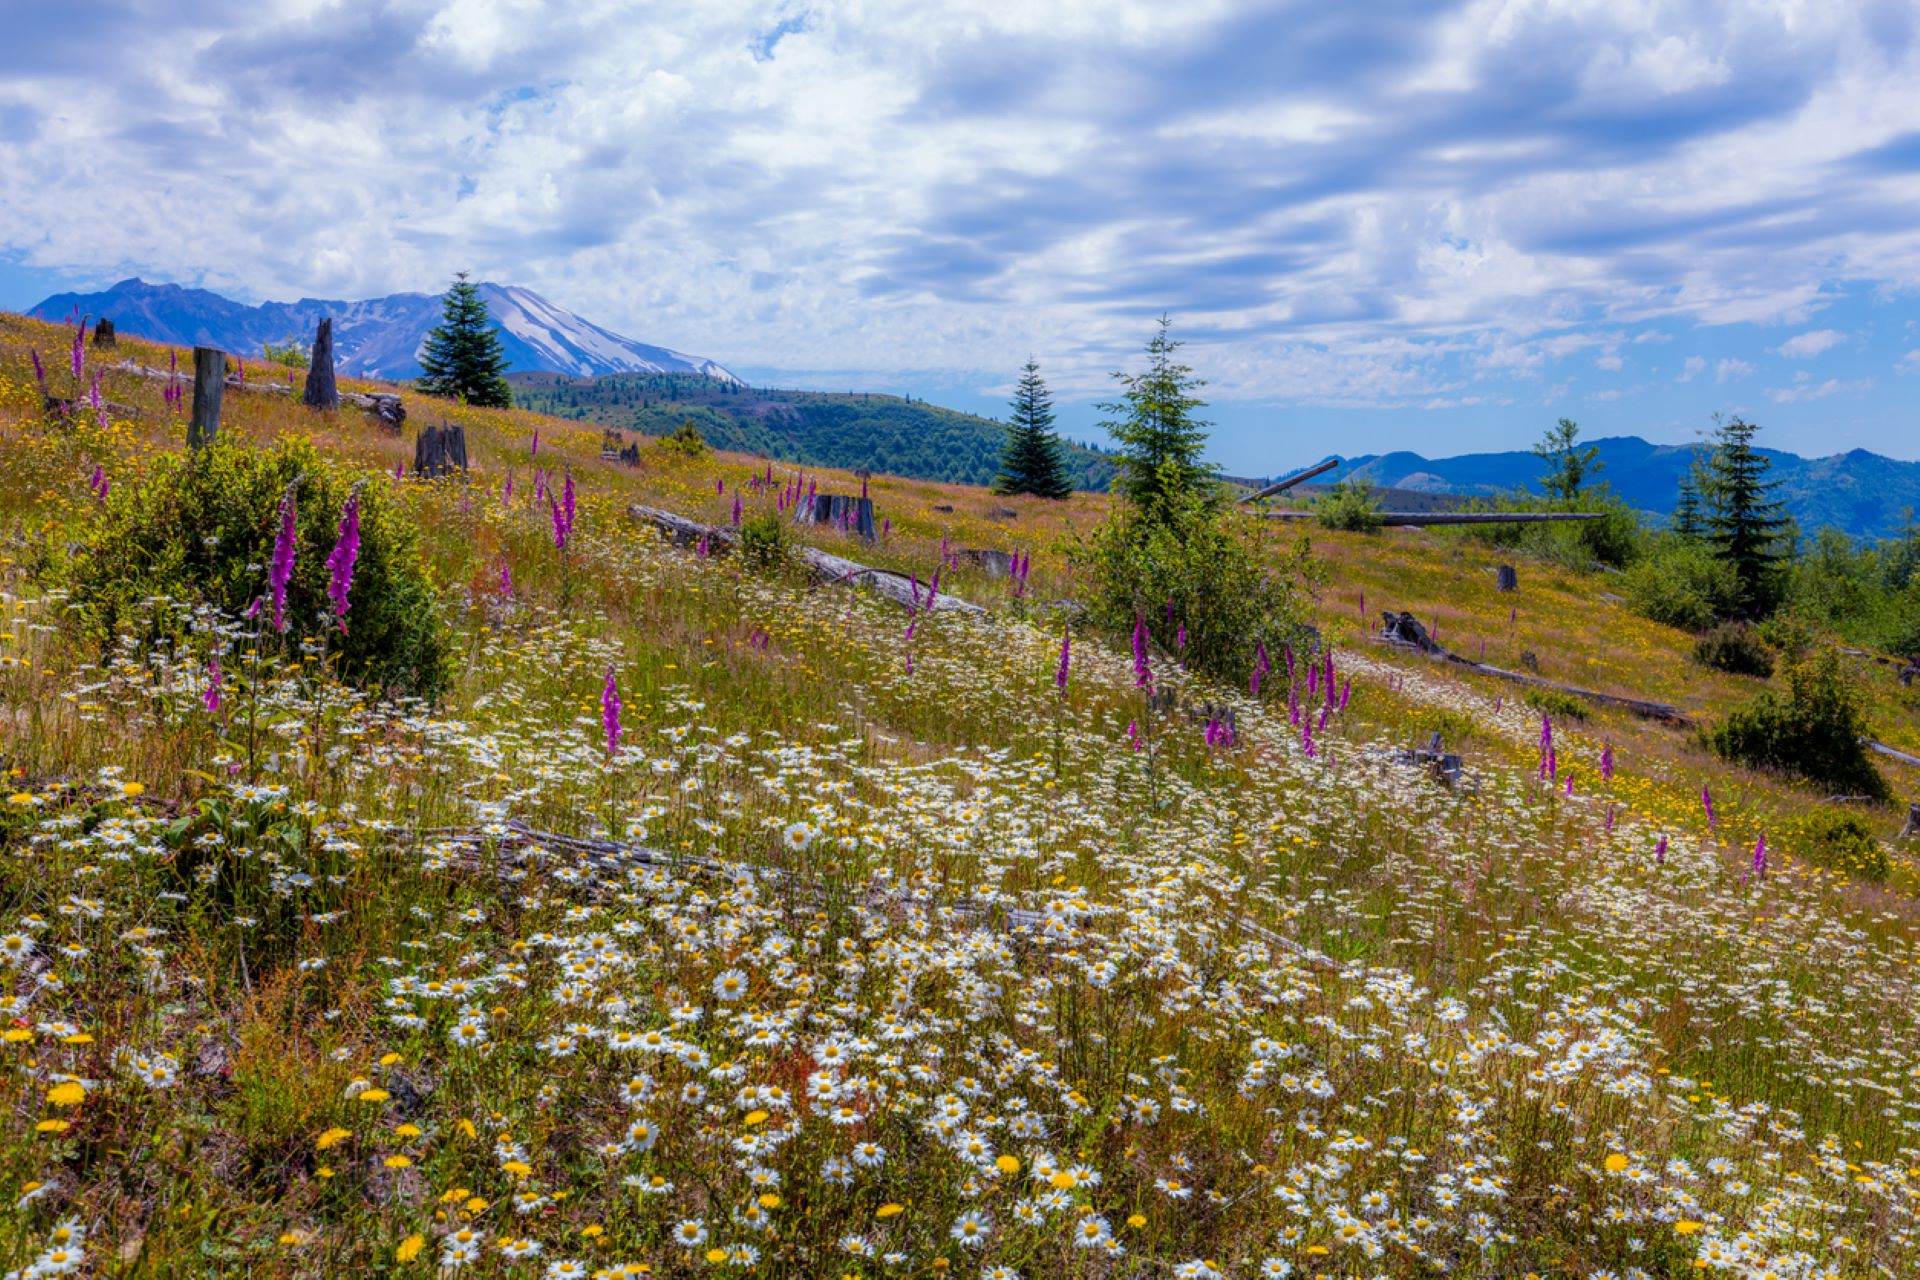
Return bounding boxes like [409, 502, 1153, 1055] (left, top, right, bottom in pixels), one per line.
[1380, 611, 1442, 653]
[302, 317, 339, 411]
[1901, 803, 1920, 842]
[188, 346, 225, 449]
[794, 493, 875, 540]
[413, 422, 468, 477]
[91, 318, 116, 349]
[959, 549, 1016, 577]
[1497, 564, 1518, 592]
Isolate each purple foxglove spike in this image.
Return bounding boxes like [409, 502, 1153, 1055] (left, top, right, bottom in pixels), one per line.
[30, 349, 44, 387]
[1655, 834, 1668, 864]
[1177, 624, 1187, 650]
[562, 471, 576, 533]
[1339, 676, 1350, 709]
[1702, 786, 1715, 830]
[1127, 719, 1140, 750]
[325, 493, 361, 630]
[1752, 835, 1767, 878]
[531, 429, 539, 457]
[1055, 628, 1071, 690]
[882, 517, 891, 539]
[717, 478, 725, 494]
[203, 658, 223, 714]
[71, 317, 86, 380]
[503, 473, 514, 503]
[1317, 703, 1330, 733]
[393, 460, 404, 480]
[1284, 645, 1296, 682]
[268, 490, 297, 634]
[1564, 773, 1574, 796]
[1132, 615, 1151, 688]
[602, 667, 623, 757]
[549, 495, 568, 549]
[732, 493, 743, 527]
[1601, 743, 1614, 782]
[1300, 718, 1315, 759]
[1605, 805, 1616, 833]
[499, 561, 514, 597]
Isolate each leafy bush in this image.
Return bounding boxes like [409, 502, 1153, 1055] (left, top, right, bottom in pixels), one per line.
[1624, 536, 1741, 631]
[661, 420, 710, 457]
[1072, 489, 1315, 687]
[738, 508, 791, 568]
[1455, 490, 1642, 570]
[1693, 621, 1775, 678]
[1782, 808, 1890, 882]
[1522, 687, 1588, 721]
[262, 340, 309, 369]
[68, 439, 452, 698]
[1705, 648, 1888, 799]
[1314, 480, 1384, 532]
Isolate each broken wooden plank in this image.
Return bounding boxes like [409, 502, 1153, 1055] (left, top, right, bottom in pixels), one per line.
[1238, 456, 1340, 504]
[628, 503, 984, 616]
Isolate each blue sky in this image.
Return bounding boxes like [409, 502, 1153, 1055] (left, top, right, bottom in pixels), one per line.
[5, 1, 1920, 472]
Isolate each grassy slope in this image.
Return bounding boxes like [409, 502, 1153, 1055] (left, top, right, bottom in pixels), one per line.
[1, 312, 1919, 1276]
[505, 372, 1120, 492]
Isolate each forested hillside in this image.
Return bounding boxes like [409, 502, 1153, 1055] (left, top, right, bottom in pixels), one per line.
[509, 371, 1119, 490]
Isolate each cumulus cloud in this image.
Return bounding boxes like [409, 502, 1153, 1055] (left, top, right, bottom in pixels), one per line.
[1716, 358, 1756, 382]
[3, 0, 1920, 410]
[1766, 375, 1873, 403]
[1678, 355, 1707, 381]
[1775, 328, 1846, 358]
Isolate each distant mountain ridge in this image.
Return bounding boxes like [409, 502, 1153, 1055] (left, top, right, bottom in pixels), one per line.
[26, 278, 739, 383]
[1316, 435, 1920, 541]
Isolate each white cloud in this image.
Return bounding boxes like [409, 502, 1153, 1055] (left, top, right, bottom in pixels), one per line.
[1897, 349, 1920, 375]
[1775, 328, 1846, 358]
[1716, 358, 1755, 382]
[1677, 355, 1706, 381]
[1766, 376, 1872, 404]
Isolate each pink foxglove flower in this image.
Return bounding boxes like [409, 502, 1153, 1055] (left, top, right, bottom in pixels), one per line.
[203, 658, 223, 714]
[1055, 628, 1071, 690]
[324, 493, 361, 630]
[268, 490, 298, 634]
[601, 667, 623, 757]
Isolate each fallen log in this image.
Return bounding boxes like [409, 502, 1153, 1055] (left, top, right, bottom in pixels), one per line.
[1867, 740, 1920, 768]
[1378, 609, 1688, 723]
[1266, 510, 1605, 527]
[628, 503, 984, 616]
[1239, 456, 1340, 504]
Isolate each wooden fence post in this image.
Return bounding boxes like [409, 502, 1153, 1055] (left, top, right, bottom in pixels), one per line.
[188, 346, 225, 449]
[302, 317, 339, 411]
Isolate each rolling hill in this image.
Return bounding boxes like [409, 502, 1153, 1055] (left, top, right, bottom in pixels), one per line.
[508, 370, 1120, 491]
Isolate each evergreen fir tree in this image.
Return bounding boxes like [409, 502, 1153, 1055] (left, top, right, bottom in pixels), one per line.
[417, 272, 513, 408]
[1671, 456, 1706, 540]
[1101, 316, 1216, 525]
[992, 358, 1071, 498]
[1704, 416, 1789, 617]
[1532, 417, 1601, 501]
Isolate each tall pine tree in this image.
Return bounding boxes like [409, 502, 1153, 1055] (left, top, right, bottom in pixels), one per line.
[993, 358, 1071, 498]
[1671, 451, 1707, 540]
[1704, 416, 1789, 617]
[417, 272, 513, 408]
[1101, 316, 1215, 526]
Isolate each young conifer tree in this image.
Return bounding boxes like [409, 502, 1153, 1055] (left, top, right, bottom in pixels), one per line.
[1101, 316, 1215, 526]
[417, 272, 513, 408]
[1704, 416, 1789, 617]
[993, 358, 1072, 498]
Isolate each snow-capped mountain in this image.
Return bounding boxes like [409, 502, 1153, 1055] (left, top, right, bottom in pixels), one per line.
[26, 278, 740, 383]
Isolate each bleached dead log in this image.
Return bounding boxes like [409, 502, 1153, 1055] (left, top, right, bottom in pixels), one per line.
[628, 503, 984, 615]
[1239, 456, 1340, 503]
[1266, 510, 1605, 527]
[1867, 740, 1920, 768]
[1379, 608, 1688, 723]
[112, 358, 401, 428]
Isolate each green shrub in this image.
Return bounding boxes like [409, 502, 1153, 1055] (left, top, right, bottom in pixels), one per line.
[1455, 490, 1642, 570]
[1314, 479, 1384, 532]
[1624, 536, 1741, 631]
[1693, 621, 1774, 678]
[262, 340, 309, 369]
[1781, 808, 1890, 882]
[661, 420, 710, 457]
[738, 508, 791, 568]
[68, 439, 452, 698]
[1072, 489, 1315, 687]
[1522, 687, 1589, 721]
[1705, 648, 1888, 799]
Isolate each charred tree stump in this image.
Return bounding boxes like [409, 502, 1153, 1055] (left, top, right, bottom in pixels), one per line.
[794, 493, 876, 541]
[1380, 611, 1443, 653]
[413, 422, 468, 477]
[188, 346, 225, 449]
[959, 549, 1017, 578]
[91, 318, 116, 349]
[302, 318, 339, 411]
[1497, 564, 1518, 592]
[1399, 731, 1464, 785]
[1901, 803, 1920, 841]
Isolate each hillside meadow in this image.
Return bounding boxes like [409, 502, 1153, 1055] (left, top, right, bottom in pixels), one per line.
[1, 312, 1919, 1278]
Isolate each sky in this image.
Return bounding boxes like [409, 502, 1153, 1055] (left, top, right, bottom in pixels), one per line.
[5, 0, 1920, 472]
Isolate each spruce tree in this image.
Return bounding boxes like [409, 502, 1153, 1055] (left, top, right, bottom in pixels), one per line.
[993, 358, 1072, 498]
[417, 272, 513, 408]
[1101, 316, 1215, 525]
[1671, 456, 1706, 540]
[1532, 417, 1601, 501]
[1704, 416, 1788, 617]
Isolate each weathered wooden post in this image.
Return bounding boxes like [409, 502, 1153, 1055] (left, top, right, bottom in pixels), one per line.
[1497, 564, 1518, 592]
[188, 346, 225, 449]
[91, 318, 116, 349]
[302, 317, 339, 411]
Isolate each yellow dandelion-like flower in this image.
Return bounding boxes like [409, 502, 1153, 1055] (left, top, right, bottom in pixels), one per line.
[45, 1081, 86, 1107]
[316, 1127, 352, 1150]
[395, 1234, 426, 1262]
